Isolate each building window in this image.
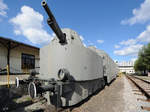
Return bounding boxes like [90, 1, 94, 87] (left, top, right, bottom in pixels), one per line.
[21, 53, 35, 69]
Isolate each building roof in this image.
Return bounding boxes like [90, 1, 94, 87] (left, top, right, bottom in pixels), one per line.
[0, 36, 39, 50]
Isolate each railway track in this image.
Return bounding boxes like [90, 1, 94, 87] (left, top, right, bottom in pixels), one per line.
[133, 76, 150, 84]
[126, 75, 150, 111]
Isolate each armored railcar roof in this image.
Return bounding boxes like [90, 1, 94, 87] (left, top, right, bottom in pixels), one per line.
[88, 46, 109, 58]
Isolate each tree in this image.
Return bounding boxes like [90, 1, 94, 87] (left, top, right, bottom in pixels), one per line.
[144, 43, 150, 72]
[134, 56, 146, 74]
[134, 44, 150, 75]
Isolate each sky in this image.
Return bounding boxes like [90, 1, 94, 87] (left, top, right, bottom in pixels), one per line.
[0, 0, 150, 62]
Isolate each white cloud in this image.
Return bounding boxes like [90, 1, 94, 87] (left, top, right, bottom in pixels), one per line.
[93, 45, 97, 48]
[49, 33, 56, 41]
[114, 45, 120, 49]
[119, 38, 137, 46]
[118, 0, 150, 58]
[121, 0, 150, 25]
[137, 25, 150, 42]
[83, 43, 87, 47]
[52, 33, 56, 37]
[87, 40, 94, 46]
[131, 58, 137, 62]
[114, 24, 150, 56]
[0, 0, 8, 17]
[114, 44, 143, 56]
[14, 30, 21, 35]
[10, 6, 52, 44]
[97, 40, 104, 44]
[79, 35, 84, 41]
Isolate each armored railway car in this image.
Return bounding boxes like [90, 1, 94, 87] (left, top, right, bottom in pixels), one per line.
[89, 46, 118, 84]
[15, 0, 118, 107]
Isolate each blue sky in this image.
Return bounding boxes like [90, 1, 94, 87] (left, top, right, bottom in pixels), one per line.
[0, 0, 150, 62]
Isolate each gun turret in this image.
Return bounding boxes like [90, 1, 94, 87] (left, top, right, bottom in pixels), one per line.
[41, 1, 67, 44]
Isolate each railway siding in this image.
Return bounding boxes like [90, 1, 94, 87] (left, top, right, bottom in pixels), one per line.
[134, 76, 150, 83]
[127, 75, 150, 99]
[126, 75, 150, 111]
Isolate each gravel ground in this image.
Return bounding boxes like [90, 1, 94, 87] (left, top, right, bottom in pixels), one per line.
[72, 76, 141, 112]
[123, 76, 141, 112]
[134, 76, 150, 83]
[127, 76, 150, 112]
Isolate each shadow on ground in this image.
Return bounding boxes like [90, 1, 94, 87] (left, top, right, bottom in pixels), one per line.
[61, 78, 117, 112]
[0, 85, 38, 112]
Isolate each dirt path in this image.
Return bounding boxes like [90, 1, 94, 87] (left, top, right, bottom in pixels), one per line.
[72, 76, 141, 112]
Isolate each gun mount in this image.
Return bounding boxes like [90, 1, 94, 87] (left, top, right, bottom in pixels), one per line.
[41, 1, 67, 44]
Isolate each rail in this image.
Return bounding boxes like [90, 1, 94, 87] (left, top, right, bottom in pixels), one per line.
[126, 75, 150, 99]
[132, 75, 150, 84]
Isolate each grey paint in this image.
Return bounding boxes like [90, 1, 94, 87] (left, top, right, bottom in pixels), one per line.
[38, 29, 117, 106]
[88, 46, 118, 83]
[44, 78, 105, 106]
[39, 29, 103, 81]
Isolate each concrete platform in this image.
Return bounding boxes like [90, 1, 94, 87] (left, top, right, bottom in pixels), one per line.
[72, 76, 141, 112]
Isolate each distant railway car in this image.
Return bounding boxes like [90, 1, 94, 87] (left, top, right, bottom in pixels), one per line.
[89, 46, 118, 84]
[15, 0, 118, 108]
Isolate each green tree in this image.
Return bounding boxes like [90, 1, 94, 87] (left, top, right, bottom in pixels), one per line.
[144, 43, 150, 72]
[134, 44, 147, 75]
[134, 56, 146, 74]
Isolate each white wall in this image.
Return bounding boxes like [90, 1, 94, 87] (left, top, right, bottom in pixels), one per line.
[116, 61, 135, 74]
[119, 67, 135, 74]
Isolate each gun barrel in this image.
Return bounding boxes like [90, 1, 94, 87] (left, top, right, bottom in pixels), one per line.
[41, 1, 66, 44]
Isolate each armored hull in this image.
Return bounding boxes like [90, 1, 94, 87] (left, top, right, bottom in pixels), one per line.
[15, 0, 118, 108]
[89, 46, 118, 84]
[39, 29, 105, 106]
[40, 29, 103, 81]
